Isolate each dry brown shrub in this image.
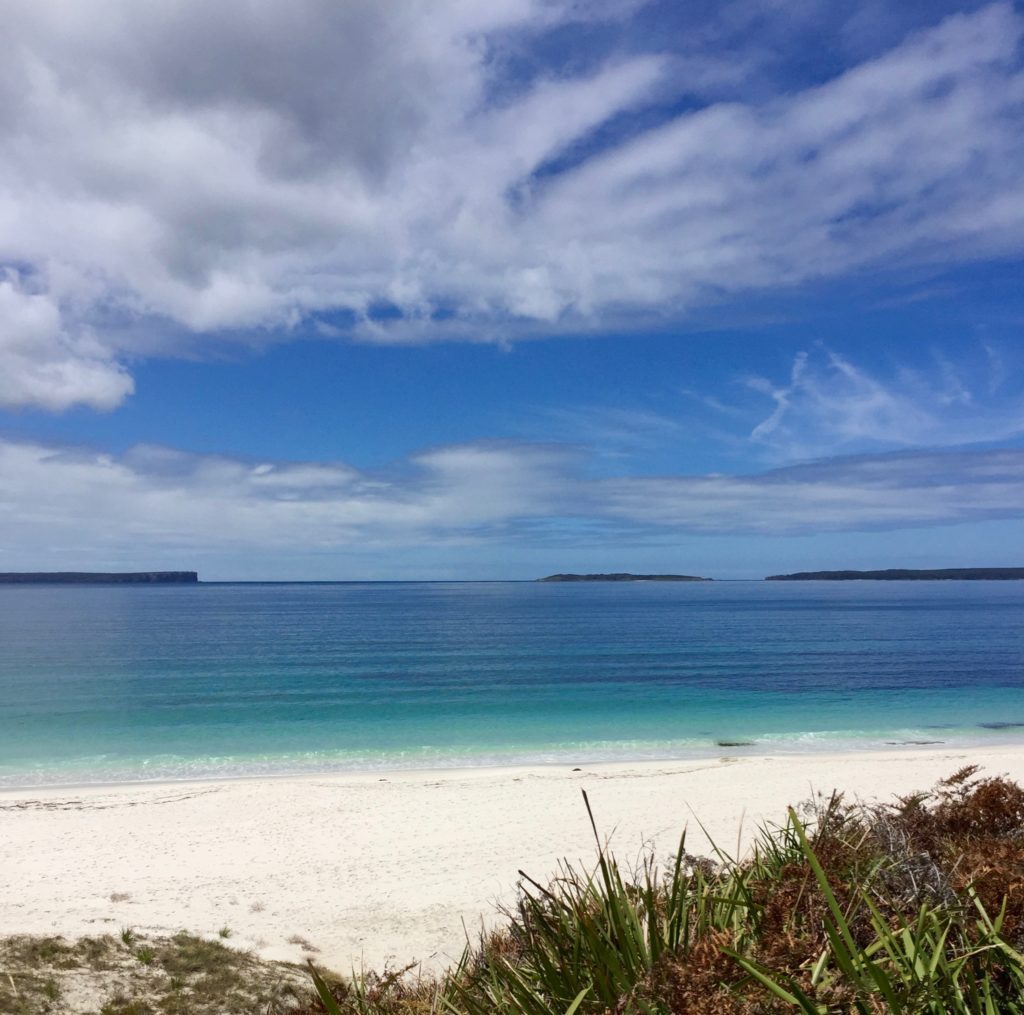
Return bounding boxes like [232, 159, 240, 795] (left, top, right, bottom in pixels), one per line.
[892, 766, 1024, 848]
[298, 963, 438, 1015]
[933, 770, 1024, 838]
[633, 930, 771, 1015]
[878, 767, 1024, 942]
[945, 837, 1024, 944]
[753, 822, 882, 967]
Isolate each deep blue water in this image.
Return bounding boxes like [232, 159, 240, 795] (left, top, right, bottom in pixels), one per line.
[1, 581, 1022, 786]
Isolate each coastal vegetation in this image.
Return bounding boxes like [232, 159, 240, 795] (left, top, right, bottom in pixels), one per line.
[4, 767, 1024, 1013]
[538, 574, 711, 582]
[0, 572, 198, 585]
[765, 568, 1024, 581]
[0, 931, 309, 1013]
[304, 766, 1024, 1014]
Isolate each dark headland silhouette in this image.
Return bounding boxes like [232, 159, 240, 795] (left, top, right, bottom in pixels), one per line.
[0, 571, 198, 584]
[766, 568, 1024, 581]
[538, 573, 711, 582]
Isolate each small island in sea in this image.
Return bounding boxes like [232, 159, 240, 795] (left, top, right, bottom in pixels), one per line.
[0, 571, 198, 584]
[538, 572, 711, 582]
[765, 567, 1024, 581]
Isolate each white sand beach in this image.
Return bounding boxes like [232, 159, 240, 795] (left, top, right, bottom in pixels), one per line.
[3, 745, 1024, 975]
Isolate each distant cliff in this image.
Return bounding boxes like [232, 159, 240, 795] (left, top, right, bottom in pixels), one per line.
[538, 573, 711, 582]
[765, 568, 1024, 581]
[0, 571, 199, 584]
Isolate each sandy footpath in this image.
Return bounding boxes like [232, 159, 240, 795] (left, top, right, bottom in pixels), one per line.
[3, 745, 1024, 975]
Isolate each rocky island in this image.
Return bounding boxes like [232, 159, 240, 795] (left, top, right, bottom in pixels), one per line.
[765, 568, 1024, 581]
[0, 571, 199, 584]
[538, 572, 711, 582]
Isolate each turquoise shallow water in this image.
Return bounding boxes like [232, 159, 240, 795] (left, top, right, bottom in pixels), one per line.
[1, 580, 1023, 787]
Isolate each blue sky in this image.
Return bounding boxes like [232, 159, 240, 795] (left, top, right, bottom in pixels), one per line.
[0, 0, 1022, 579]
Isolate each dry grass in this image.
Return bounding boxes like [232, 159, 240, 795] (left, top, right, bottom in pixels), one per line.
[0, 931, 310, 1015]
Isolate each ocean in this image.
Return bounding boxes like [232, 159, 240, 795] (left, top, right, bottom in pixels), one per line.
[1, 580, 1022, 787]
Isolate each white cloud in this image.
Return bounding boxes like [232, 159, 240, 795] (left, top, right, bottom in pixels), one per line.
[1, 436, 1021, 573]
[597, 449, 1024, 534]
[0, 274, 133, 410]
[746, 344, 1024, 460]
[1, 2, 1022, 408]
[0, 438, 575, 556]
[522, 405, 686, 458]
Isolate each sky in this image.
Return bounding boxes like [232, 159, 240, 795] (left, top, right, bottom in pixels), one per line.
[0, 0, 1022, 580]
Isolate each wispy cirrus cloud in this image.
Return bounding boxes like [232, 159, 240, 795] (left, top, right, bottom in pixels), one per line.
[1, 2, 1022, 409]
[596, 449, 1024, 535]
[520, 405, 686, 461]
[744, 344, 1024, 461]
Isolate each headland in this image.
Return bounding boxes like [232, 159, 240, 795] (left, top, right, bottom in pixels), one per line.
[766, 567, 1024, 580]
[0, 571, 198, 584]
[538, 572, 711, 582]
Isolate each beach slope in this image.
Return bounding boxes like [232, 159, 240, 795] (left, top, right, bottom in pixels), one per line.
[3, 746, 1024, 973]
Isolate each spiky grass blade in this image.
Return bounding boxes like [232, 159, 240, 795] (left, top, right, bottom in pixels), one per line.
[308, 961, 344, 1015]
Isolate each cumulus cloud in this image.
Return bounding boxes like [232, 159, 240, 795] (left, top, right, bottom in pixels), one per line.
[0, 274, 133, 410]
[1, 2, 1023, 408]
[1, 435, 1021, 571]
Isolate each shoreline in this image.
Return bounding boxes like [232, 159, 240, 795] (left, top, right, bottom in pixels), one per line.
[4, 744, 1024, 974]
[9, 741, 1024, 801]
[2, 728, 1023, 792]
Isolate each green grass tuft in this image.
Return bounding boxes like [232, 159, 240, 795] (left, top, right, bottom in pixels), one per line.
[304, 769, 1024, 1014]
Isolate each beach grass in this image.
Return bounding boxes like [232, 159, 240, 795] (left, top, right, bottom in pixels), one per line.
[306, 765, 1024, 1014]
[0, 930, 309, 1014]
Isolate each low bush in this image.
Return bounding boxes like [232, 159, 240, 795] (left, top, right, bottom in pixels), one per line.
[304, 768, 1024, 1014]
